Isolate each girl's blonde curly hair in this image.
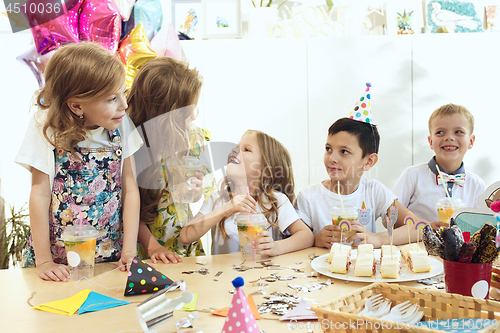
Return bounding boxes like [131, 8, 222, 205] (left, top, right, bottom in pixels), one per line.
[216, 130, 296, 239]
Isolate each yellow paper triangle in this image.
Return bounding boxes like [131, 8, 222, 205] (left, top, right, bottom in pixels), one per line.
[34, 289, 91, 316]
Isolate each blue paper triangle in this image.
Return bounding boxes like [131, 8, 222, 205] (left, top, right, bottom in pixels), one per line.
[78, 291, 130, 314]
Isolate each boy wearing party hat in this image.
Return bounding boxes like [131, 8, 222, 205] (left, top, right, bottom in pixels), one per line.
[296, 83, 417, 248]
[392, 103, 485, 222]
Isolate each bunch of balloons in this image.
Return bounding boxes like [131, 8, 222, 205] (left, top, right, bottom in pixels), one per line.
[17, 0, 181, 88]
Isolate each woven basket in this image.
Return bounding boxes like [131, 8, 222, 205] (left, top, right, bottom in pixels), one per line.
[311, 282, 500, 333]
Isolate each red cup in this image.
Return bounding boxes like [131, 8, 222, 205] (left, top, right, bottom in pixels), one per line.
[443, 260, 492, 299]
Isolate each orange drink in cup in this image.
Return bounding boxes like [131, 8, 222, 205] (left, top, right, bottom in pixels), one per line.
[235, 213, 267, 261]
[435, 197, 466, 224]
[330, 206, 358, 242]
[62, 225, 98, 280]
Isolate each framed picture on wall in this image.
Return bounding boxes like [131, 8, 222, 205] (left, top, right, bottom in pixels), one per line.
[485, 5, 500, 32]
[203, 0, 241, 38]
[385, 0, 423, 35]
[172, 0, 203, 40]
[424, 0, 484, 33]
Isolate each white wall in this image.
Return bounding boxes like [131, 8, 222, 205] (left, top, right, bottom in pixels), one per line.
[1, 26, 500, 219]
[0, 32, 39, 211]
[307, 35, 413, 190]
[412, 33, 500, 184]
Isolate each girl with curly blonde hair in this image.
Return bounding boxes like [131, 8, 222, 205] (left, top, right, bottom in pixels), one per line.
[180, 130, 313, 256]
[16, 42, 143, 281]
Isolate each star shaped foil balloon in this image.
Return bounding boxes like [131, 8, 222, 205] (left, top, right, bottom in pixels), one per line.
[79, 0, 121, 53]
[134, 0, 163, 41]
[119, 23, 158, 88]
[113, 0, 135, 22]
[25, 0, 82, 54]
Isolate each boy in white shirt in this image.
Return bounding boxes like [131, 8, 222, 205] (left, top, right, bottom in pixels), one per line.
[393, 104, 485, 222]
[296, 84, 416, 248]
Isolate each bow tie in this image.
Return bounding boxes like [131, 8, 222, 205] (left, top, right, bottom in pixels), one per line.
[436, 173, 465, 187]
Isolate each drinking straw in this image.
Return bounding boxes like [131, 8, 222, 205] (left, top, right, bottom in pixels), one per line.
[407, 223, 410, 245]
[70, 199, 83, 278]
[337, 181, 346, 215]
[435, 165, 454, 210]
[71, 199, 84, 236]
[404, 217, 414, 246]
[247, 186, 255, 261]
[247, 187, 253, 215]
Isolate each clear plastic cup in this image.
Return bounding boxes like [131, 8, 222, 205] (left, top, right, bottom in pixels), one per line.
[436, 197, 466, 224]
[179, 156, 203, 203]
[61, 225, 98, 280]
[330, 206, 358, 241]
[167, 156, 203, 204]
[235, 213, 267, 261]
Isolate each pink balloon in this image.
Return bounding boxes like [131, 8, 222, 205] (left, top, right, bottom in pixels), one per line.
[79, 0, 122, 53]
[113, 0, 136, 22]
[16, 47, 55, 87]
[150, 23, 181, 60]
[25, 0, 82, 55]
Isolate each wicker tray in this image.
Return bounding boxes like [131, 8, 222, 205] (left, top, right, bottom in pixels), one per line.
[311, 282, 500, 333]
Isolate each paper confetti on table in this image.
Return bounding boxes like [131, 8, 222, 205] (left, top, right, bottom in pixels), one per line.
[33, 289, 91, 316]
[78, 291, 130, 314]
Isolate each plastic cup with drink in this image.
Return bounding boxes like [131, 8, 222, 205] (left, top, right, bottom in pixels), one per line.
[331, 206, 358, 242]
[62, 225, 99, 280]
[167, 155, 203, 203]
[179, 156, 203, 203]
[235, 212, 267, 261]
[436, 197, 466, 224]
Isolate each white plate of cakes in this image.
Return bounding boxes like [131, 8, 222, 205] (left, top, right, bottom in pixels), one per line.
[310, 244, 443, 283]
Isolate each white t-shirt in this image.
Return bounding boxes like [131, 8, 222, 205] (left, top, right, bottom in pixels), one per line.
[15, 111, 143, 188]
[392, 163, 485, 222]
[295, 179, 397, 235]
[198, 191, 300, 255]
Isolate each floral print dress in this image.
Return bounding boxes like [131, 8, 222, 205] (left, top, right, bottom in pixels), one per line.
[138, 126, 216, 258]
[23, 130, 124, 267]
